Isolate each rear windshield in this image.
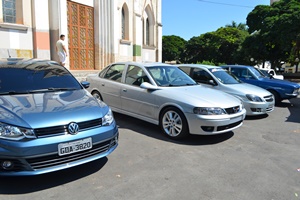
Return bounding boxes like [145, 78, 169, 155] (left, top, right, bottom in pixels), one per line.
[0, 62, 82, 93]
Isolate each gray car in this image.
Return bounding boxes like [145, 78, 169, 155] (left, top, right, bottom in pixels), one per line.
[178, 64, 275, 116]
[87, 62, 246, 139]
[0, 58, 118, 176]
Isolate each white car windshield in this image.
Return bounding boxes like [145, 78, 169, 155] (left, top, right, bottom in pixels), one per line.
[209, 68, 242, 84]
[147, 66, 197, 87]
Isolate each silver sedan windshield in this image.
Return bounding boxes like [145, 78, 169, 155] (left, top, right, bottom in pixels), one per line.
[147, 66, 197, 86]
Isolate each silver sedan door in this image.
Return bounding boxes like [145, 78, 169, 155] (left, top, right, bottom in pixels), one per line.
[120, 65, 158, 121]
[100, 64, 125, 110]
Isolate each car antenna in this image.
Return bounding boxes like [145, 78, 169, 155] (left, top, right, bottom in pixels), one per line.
[7, 49, 11, 58]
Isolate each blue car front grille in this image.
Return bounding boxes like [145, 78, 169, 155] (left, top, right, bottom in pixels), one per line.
[26, 139, 115, 170]
[34, 118, 102, 137]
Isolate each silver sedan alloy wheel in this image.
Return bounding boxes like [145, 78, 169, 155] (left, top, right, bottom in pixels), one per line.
[162, 110, 183, 137]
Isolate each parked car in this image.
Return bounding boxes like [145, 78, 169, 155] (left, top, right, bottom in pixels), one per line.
[257, 68, 284, 80]
[0, 58, 118, 176]
[221, 65, 300, 104]
[177, 64, 274, 116]
[87, 62, 246, 139]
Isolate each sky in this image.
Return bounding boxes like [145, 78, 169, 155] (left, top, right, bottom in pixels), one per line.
[162, 0, 270, 40]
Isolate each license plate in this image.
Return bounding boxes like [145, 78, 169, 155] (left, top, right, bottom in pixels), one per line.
[58, 138, 92, 156]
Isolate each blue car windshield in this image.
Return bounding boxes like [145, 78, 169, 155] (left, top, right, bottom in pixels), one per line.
[209, 68, 242, 84]
[147, 66, 197, 87]
[0, 63, 82, 94]
[249, 67, 265, 78]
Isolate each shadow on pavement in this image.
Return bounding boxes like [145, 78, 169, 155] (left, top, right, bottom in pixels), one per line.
[245, 114, 269, 120]
[0, 158, 107, 194]
[284, 98, 300, 123]
[114, 113, 234, 146]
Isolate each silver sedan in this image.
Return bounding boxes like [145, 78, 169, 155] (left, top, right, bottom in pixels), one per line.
[87, 62, 246, 139]
[178, 64, 275, 116]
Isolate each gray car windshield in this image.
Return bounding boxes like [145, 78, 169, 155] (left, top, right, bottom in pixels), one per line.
[147, 66, 197, 87]
[0, 64, 82, 94]
[209, 68, 242, 84]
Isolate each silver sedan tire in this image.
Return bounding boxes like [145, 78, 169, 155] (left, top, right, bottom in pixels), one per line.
[160, 107, 189, 139]
[92, 91, 102, 100]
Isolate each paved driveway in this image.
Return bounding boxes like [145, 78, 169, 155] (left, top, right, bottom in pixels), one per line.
[1, 97, 299, 200]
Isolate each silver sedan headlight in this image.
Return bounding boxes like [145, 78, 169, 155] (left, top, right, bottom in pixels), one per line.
[246, 94, 263, 102]
[193, 107, 226, 115]
[102, 108, 114, 126]
[0, 123, 36, 140]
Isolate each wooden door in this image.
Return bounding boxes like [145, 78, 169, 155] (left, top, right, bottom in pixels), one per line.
[67, 1, 94, 70]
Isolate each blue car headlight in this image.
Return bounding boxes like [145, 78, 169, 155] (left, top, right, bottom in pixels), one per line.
[102, 108, 114, 126]
[246, 94, 263, 102]
[193, 107, 226, 115]
[0, 123, 36, 140]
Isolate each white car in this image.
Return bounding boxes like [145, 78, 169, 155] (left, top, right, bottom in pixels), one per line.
[258, 68, 284, 80]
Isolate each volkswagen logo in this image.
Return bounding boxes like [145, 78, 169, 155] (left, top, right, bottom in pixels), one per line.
[68, 122, 79, 135]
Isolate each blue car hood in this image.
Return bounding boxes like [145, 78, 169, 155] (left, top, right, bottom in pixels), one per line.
[0, 90, 108, 129]
[259, 77, 300, 88]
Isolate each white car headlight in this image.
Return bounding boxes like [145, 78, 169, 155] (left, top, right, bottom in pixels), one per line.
[0, 123, 36, 140]
[246, 94, 263, 102]
[102, 108, 114, 126]
[193, 107, 226, 115]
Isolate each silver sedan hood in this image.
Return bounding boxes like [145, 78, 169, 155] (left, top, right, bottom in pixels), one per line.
[0, 90, 108, 129]
[156, 85, 241, 108]
[221, 83, 272, 97]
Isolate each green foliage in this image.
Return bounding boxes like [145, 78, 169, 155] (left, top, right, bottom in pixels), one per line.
[162, 35, 186, 62]
[246, 0, 300, 67]
[184, 27, 249, 65]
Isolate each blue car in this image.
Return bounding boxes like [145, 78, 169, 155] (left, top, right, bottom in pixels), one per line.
[0, 58, 118, 176]
[221, 65, 300, 104]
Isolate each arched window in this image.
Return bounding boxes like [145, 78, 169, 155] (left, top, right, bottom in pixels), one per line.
[121, 4, 129, 40]
[146, 18, 150, 45]
[143, 5, 154, 46]
[121, 7, 125, 39]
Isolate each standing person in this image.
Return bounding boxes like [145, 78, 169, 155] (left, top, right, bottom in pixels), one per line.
[56, 34, 68, 66]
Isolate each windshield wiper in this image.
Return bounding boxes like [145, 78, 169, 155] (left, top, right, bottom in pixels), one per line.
[27, 88, 78, 93]
[0, 91, 30, 95]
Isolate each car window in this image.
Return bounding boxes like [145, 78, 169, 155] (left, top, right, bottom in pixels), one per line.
[249, 67, 265, 78]
[178, 67, 191, 75]
[209, 68, 241, 84]
[230, 68, 243, 78]
[192, 68, 214, 84]
[103, 64, 125, 82]
[252, 68, 267, 78]
[147, 66, 196, 87]
[0, 63, 81, 93]
[125, 65, 149, 86]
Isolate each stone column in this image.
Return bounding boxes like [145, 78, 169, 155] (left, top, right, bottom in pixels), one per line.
[31, 0, 50, 59]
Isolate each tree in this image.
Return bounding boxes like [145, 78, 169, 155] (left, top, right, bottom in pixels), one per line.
[184, 27, 249, 65]
[246, 0, 300, 67]
[225, 21, 248, 31]
[162, 35, 186, 62]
